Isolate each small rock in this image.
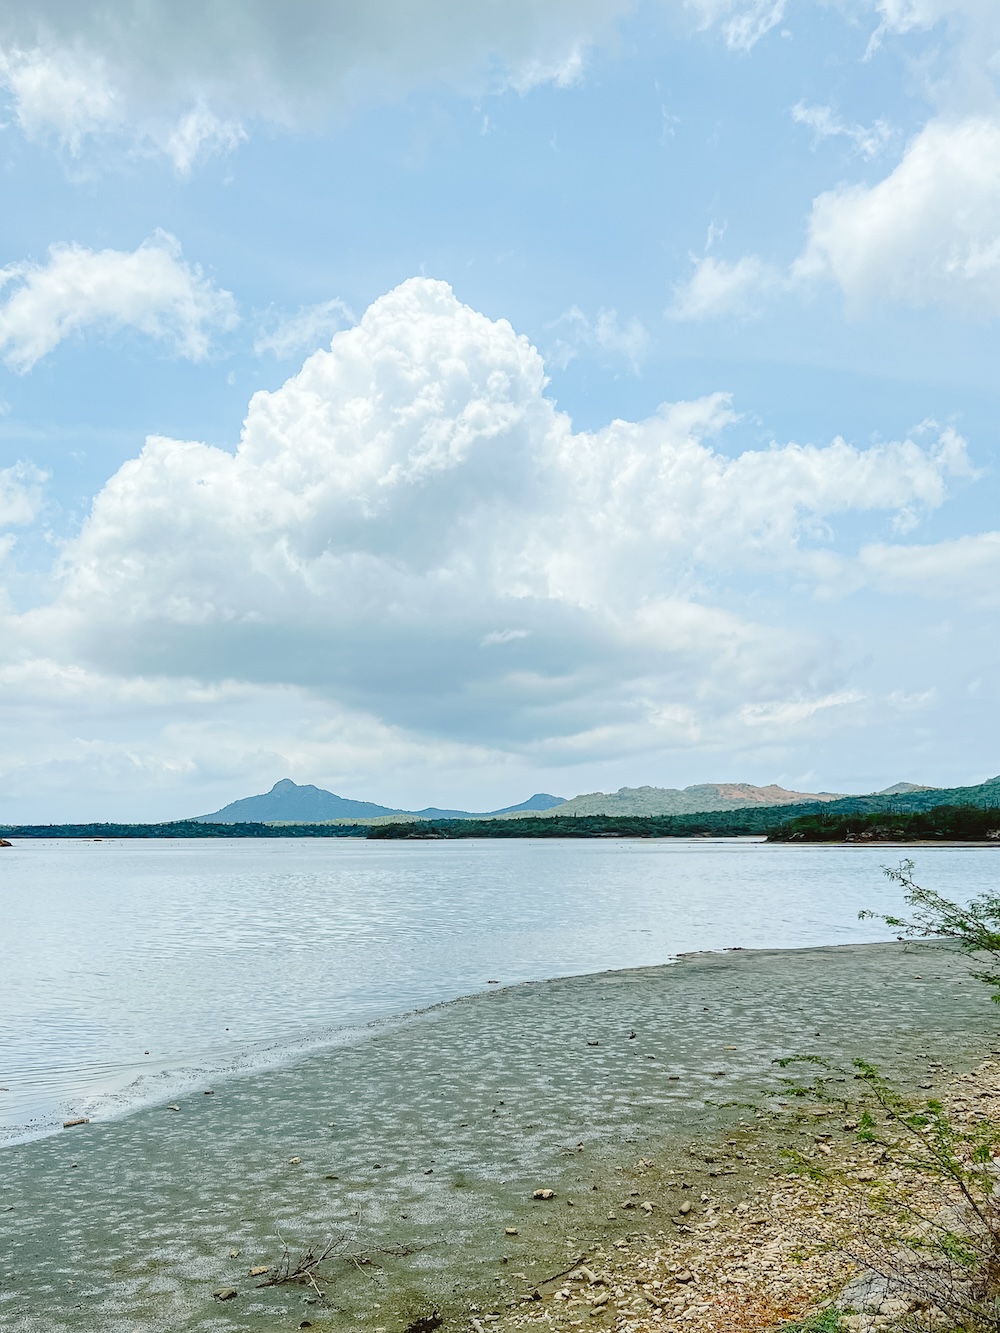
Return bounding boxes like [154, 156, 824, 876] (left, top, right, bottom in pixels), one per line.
[505, 1227, 519, 1236]
[675, 1270, 694, 1284]
[300, 1322, 313, 1329]
[679, 1200, 692, 1214]
[641, 1201, 654, 1213]
[289, 1156, 301, 1164]
[213, 1287, 238, 1301]
[533, 1188, 555, 1200]
[591, 1291, 610, 1307]
[62, 1118, 89, 1129]
[204, 1089, 214, 1095]
[249, 1265, 270, 1277]
[167, 1104, 181, 1112]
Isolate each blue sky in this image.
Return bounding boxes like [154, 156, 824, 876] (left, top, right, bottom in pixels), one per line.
[1, 0, 999, 820]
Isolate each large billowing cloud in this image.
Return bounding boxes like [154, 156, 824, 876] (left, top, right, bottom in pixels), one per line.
[15, 278, 969, 764]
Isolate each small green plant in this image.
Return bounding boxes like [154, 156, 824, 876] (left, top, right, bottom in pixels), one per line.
[771, 1050, 1000, 1331]
[861, 858, 1000, 1002]
[779, 1309, 844, 1332]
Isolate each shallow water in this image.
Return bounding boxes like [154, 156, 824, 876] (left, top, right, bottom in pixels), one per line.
[0, 836, 995, 1139]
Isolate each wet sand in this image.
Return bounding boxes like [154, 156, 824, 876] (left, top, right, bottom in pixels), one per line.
[1, 941, 997, 1333]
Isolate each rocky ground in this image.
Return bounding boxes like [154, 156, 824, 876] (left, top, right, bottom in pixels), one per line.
[494, 1057, 1000, 1333]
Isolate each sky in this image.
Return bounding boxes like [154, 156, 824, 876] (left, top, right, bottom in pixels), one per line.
[1, 0, 1000, 821]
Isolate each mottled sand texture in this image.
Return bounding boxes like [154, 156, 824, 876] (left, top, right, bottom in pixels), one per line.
[1, 941, 996, 1332]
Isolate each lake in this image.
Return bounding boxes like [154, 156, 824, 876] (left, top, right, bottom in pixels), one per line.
[1, 836, 995, 1142]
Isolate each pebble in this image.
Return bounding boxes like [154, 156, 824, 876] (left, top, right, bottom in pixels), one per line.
[212, 1287, 238, 1301]
[505, 1227, 519, 1236]
[62, 1118, 89, 1129]
[533, 1188, 555, 1200]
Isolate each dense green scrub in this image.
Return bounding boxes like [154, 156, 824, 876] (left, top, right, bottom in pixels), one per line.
[767, 802, 1000, 843]
[0, 820, 368, 839]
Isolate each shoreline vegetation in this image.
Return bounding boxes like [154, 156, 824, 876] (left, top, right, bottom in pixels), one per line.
[3, 801, 1000, 843]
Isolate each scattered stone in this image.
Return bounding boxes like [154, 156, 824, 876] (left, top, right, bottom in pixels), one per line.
[167, 1104, 180, 1112]
[675, 1270, 694, 1284]
[212, 1287, 238, 1301]
[505, 1227, 519, 1236]
[641, 1201, 655, 1213]
[62, 1118, 89, 1129]
[289, 1156, 301, 1164]
[403, 1310, 443, 1333]
[249, 1265, 269, 1277]
[533, 1188, 555, 1200]
[679, 1200, 692, 1214]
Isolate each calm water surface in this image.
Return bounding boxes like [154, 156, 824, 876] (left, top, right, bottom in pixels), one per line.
[1, 836, 995, 1141]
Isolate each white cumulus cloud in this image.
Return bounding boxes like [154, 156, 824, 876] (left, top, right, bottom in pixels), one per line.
[795, 116, 1000, 316]
[0, 461, 46, 527]
[0, 231, 237, 372]
[15, 278, 970, 761]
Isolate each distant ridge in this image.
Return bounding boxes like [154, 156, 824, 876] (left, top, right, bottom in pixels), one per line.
[192, 777, 981, 826]
[529, 782, 848, 818]
[193, 779, 566, 824]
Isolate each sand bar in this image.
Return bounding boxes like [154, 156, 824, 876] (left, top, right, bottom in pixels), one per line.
[1, 941, 997, 1332]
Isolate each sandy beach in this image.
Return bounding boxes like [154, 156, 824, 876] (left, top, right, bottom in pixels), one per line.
[1, 940, 997, 1333]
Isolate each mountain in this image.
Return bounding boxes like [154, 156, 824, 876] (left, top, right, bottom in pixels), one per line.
[876, 782, 933, 795]
[193, 779, 407, 823]
[193, 780, 567, 824]
[529, 782, 848, 818]
[410, 794, 566, 819]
